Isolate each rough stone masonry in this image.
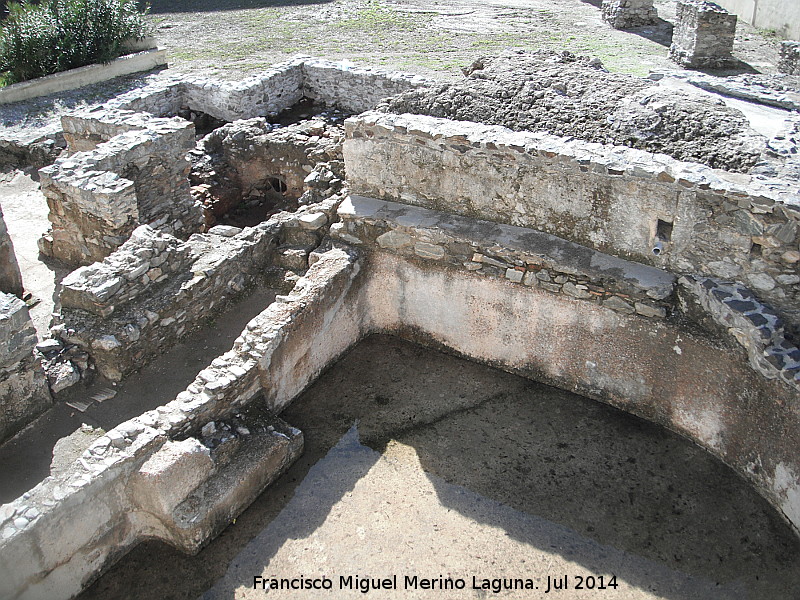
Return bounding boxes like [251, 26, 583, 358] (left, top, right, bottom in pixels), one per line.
[669, 0, 738, 69]
[601, 0, 658, 29]
[0, 292, 51, 443]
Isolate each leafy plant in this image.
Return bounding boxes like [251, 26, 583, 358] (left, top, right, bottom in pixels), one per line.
[0, 0, 151, 84]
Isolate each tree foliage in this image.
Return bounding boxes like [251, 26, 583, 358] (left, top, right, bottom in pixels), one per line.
[0, 0, 150, 84]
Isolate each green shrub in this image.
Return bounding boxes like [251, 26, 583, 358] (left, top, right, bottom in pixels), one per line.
[0, 0, 150, 84]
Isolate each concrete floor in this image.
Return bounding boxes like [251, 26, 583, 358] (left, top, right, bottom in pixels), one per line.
[80, 335, 800, 600]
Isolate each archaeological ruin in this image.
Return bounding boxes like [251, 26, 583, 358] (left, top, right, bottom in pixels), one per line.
[0, 39, 800, 600]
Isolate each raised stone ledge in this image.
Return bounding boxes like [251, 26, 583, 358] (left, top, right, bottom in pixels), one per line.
[344, 111, 800, 324]
[336, 195, 675, 317]
[680, 275, 800, 390]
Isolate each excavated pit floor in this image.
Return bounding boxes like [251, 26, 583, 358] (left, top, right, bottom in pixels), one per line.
[78, 335, 800, 600]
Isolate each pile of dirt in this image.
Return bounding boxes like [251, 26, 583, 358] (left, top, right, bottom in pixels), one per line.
[379, 50, 766, 172]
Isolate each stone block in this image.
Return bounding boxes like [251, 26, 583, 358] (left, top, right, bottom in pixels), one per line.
[131, 438, 214, 516]
[0, 205, 23, 297]
[601, 0, 657, 29]
[669, 0, 737, 69]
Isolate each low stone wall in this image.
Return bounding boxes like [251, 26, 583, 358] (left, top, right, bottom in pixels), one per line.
[669, 0, 738, 68]
[59, 226, 193, 317]
[181, 62, 304, 123]
[0, 293, 51, 443]
[39, 110, 203, 266]
[0, 49, 166, 106]
[601, 0, 658, 29]
[0, 247, 363, 600]
[0, 204, 23, 297]
[56, 223, 277, 381]
[300, 58, 429, 115]
[779, 41, 800, 76]
[344, 111, 800, 325]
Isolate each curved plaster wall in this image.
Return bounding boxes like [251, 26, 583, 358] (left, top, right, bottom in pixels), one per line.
[361, 251, 800, 538]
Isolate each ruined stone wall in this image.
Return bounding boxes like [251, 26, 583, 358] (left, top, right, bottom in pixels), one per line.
[669, 0, 738, 68]
[0, 248, 362, 600]
[56, 224, 277, 381]
[301, 58, 429, 114]
[181, 62, 305, 123]
[0, 203, 23, 297]
[39, 111, 202, 266]
[344, 112, 800, 324]
[601, 0, 658, 29]
[0, 293, 51, 443]
[779, 41, 800, 76]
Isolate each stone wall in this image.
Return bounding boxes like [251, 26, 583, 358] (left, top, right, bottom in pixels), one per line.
[779, 41, 800, 75]
[669, 0, 738, 68]
[0, 293, 51, 443]
[39, 110, 203, 266]
[343, 112, 800, 325]
[56, 223, 277, 381]
[601, 0, 658, 29]
[0, 247, 363, 600]
[300, 58, 429, 114]
[0, 203, 23, 297]
[181, 62, 304, 123]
